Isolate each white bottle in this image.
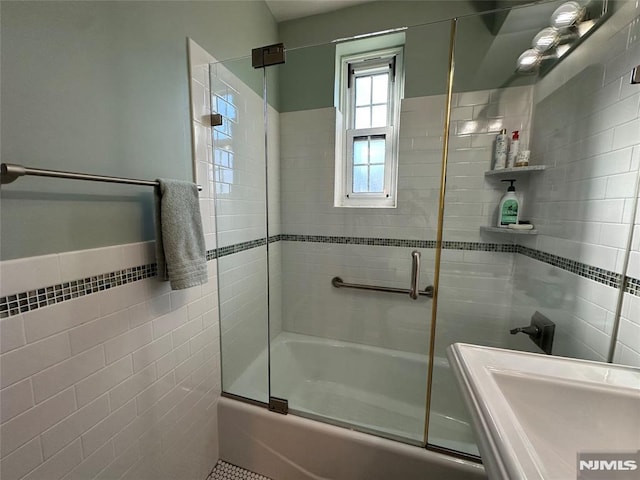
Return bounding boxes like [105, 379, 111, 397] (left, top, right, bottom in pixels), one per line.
[506, 130, 520, 169]
[497, 179, 520, 228]
[493, 129, 508, 170]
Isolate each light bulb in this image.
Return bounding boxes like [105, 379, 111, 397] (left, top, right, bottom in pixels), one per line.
[532, 27, 560, 52]
[551, 1, 584, 29]
[517, 49, 542, 72]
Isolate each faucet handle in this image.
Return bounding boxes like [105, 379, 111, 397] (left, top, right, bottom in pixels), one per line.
[510, 325, 540, 337]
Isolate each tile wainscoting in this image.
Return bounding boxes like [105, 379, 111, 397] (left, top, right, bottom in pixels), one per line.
[0, 241, 221, 480]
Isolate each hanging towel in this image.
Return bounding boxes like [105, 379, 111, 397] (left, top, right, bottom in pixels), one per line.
[154, 179, 208, 290]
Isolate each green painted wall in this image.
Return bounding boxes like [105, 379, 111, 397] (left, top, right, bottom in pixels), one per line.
[275, 0, 541, 113]
[1, 1, 277, 260]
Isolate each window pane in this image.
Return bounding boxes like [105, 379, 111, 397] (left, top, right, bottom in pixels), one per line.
[371, 105, 387, 127]
[353, 166, 368, 193]
[369, 137, 385, 164]
[372, 74, 389, 104]
[355, 106, 371, 129]
[222, 168, 234, 184]
[355, 76, 371, 106]
[369, 165, 385, 192]
[353, 138, 369, 165]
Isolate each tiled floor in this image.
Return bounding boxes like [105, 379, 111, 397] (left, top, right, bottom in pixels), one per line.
[207, 461, 273, 480]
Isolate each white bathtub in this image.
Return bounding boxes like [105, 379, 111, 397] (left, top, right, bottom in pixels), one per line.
[227, 332, 479, 455]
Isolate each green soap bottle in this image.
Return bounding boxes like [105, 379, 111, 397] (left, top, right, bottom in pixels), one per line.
[498, 179, 519, 227]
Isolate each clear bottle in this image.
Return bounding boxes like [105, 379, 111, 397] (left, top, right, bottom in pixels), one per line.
[498, 179, 520, 227]
[493, 129, 508, 170]
[506, 130, 520, 168]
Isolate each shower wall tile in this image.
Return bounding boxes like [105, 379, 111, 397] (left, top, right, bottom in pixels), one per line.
[0, 246, 219, 479]
[524, 4, 640, 274]
[278, 86, 531, 354]
[207, 61, 281, 248]
[510, 254, 618, 362]
[280, 241, 437, 354]
[217, 246, 269, 397]
[617, 209, 640, 366]
[434, 248, 517, 356]
[445, 85, 534, 243]
[510, 3, 640, 367]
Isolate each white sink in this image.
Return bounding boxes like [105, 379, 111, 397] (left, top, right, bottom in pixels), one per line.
[447, 343, 640, 480]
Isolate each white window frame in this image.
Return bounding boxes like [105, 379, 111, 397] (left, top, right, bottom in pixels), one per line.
[334, 46, 404, 208]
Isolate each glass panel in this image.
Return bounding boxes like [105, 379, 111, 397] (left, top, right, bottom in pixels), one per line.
[355, 106, 371, 129]
[355, 76, 372, 106]
[353, 137, 369, 165]
[210, 55, 269, 404]
[369, 137, 385, 164]
[369, 165, 385, 192]
[264, 20, 451, 448]
[429, 0, 625, 458]
[372, 73, 389, 104]
[371, 105, 387, 127]
[353, 165, 369, 192]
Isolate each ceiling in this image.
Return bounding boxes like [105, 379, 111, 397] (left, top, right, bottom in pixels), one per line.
[265, 0, 374, 22]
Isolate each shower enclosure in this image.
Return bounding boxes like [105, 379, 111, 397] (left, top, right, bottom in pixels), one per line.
[209, 0, 640, 460]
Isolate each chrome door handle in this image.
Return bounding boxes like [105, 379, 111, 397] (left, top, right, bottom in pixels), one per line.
[410, 250, 421, 300]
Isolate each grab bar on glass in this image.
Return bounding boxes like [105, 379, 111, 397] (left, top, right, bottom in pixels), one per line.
[331, 250, 433, 299]
[331, 277, 433, 299]
[409, 250, 421, 299]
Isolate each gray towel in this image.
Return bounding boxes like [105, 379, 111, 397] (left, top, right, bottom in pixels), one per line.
[154, 179, 208, 290]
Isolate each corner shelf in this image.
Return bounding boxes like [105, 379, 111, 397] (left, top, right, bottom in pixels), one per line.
[484, 165, 546, 177]
[480, 226, 538, 235]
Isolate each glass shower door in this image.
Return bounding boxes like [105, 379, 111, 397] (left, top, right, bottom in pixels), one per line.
[210, 55, 271, 404]
[428, 0, 626, 457]
[264, 19, 452, 445]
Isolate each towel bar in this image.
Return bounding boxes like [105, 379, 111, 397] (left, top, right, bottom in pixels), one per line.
[1, 163, 202, 191]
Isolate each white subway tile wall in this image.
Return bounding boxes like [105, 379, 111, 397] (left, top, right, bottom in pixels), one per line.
[510, 4, 640, 363]
[616, 201, 640, 366]
[0, 246, 220, 480]
[281, 242, 436, 354]
[278, 86, 531, 354]
[444, 85, 533, 242]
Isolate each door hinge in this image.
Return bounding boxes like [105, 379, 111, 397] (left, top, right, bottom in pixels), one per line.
[268, 396, 288, 415]
[210, 113, 223, 127]
[252, 43, 286, 69]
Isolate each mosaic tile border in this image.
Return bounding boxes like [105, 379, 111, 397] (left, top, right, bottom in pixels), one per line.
[2, 237, 639, 319]
[0, 264, 157, 318]
[625, 276, 640, 296]
[205, 235, 280, 261]
[280, 234, 436, 248]
[516, 245, 622, 288]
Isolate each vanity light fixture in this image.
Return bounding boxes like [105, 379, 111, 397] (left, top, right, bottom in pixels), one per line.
[532, 27, 561, 52]
[515, 0, 607, 74]
[550, 1, 585, 29]
[516, 49, 542, 72]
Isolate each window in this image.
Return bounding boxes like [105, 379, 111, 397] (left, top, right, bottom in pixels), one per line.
[335, 44, 404, 208]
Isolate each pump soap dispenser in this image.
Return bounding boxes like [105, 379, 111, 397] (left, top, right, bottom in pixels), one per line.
[498, 179, 520, 227]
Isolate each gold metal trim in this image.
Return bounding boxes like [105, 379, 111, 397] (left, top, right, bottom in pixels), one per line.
[423, 17, 457, 445]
